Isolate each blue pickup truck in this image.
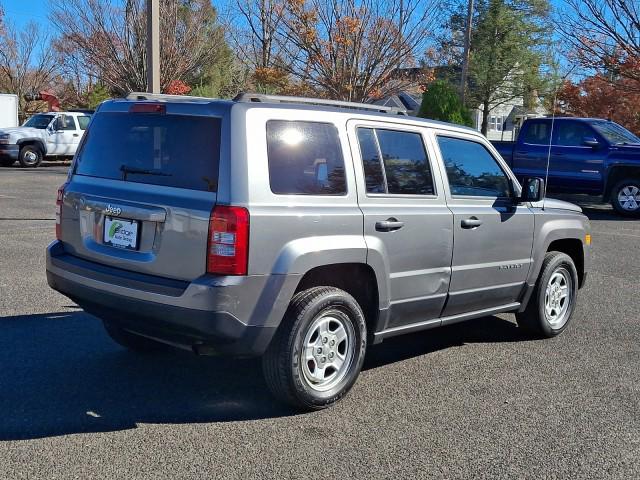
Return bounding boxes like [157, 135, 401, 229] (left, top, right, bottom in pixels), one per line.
[492, 117, 640, 216]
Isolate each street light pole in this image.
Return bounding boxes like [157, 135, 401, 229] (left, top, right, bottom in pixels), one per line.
[146, 0, 160, 93]
[460, 0, 474, 104]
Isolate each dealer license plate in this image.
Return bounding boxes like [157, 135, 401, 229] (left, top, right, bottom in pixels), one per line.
[103, 217, 139, 250]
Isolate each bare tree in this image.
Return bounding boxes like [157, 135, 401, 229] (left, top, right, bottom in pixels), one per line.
[50, 0, 228, 94]
[0, 19, 58, 118]
[557, 0, 640, 89]
[277, 0, 441, 102]
[232, 0, 285, 70]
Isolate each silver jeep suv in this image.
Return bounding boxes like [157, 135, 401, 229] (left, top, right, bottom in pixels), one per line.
[46, 93, 591, 409]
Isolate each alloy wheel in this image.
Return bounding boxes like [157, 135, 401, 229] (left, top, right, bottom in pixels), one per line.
[300, 309, 355, 392]
[617, 185, 640, 211]
[544, 268, 572, 328]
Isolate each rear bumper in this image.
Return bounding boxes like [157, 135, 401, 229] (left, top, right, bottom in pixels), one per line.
[46, 241, 300, 356]
[0, 144, 19, 161]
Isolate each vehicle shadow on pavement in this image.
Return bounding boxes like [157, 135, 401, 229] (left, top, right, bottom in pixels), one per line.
[553, 194, 637, 222]
[0, 310, 292, 440]
[363, 314, 532, 370]
[0, 310, 531, 440]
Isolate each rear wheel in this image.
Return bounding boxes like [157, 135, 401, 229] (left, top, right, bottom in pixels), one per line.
[18, 145, 43, 168]
[102, 320, 163, 352]
[262, 287, 367, 410]
[516, 252, 578, 338]
[610, 178, 640, 217]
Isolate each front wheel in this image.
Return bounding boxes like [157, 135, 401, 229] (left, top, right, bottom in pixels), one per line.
[516, 252, 579, 338]
[18, 145, 43, 168]
[262, 287, 367, 410]
[610, 179, 640, 217]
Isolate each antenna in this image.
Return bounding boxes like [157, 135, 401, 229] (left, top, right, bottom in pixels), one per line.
[542, 64, 576, 210]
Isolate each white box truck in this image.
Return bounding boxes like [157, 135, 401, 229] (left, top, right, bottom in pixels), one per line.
[0, 94, 19, 128]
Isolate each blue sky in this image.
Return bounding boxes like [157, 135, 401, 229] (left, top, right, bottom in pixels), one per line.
[2, 0, 50, 28]
[3, 0, 568, 30]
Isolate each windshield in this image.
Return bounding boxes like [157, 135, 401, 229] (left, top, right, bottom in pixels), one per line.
[590, 121, 640, 145]
[23, 114, 55, 129]
[74, 112, 221, 192]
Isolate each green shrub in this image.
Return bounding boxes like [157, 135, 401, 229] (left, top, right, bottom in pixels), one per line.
[418, 80, 472, 126]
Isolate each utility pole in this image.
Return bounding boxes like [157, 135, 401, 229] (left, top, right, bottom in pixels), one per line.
[146, 0, 160, 93]
[460, 0, 474, 104]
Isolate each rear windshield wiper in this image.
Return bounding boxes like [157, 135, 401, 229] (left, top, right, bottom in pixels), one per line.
[120, 165, 172, 181]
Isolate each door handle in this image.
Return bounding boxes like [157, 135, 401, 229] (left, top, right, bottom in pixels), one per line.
[461, 217, 482, 229]
[375, 218, 404, 232]
[73, 133, 79, 137]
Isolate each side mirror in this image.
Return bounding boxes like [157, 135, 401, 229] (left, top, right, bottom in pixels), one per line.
[583, 137, 600, 148]
[519, 177, 544, 203]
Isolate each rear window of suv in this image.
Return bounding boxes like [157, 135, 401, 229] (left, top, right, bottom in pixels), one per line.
[266, 120, 346, 195]
[74, 112, 220, 192]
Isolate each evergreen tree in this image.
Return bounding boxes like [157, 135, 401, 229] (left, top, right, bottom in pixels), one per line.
[418, 80, 472, 126]
[468, 0, 552, 135]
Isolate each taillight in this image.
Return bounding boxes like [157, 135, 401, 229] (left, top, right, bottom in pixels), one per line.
[207, 206, 249, 275]
[55, 182, 68, 240]
[129, 103, 166, 114]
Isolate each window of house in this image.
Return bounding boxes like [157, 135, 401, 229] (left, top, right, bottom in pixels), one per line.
[437, 136, 511, 198]
[266, 120, 346, 195]
[357, 127, 435, 195]
[490, 116, 503, 132]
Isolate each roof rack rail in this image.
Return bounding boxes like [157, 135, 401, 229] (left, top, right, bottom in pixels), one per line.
[126, 92, 215, 102]
[233, 92, 408, 115]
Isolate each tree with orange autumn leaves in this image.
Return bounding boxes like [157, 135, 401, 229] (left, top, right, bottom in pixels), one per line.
[232, 0, 440, 101]
[557, 0, 639, 90]
[557, 75, 640, 135]
[554, 0, 639, 135]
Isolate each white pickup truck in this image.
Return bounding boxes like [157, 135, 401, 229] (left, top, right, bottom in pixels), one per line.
[0, 111, 92, 167]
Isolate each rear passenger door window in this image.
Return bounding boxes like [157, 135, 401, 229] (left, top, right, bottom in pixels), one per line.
[266, 120, 346, 195]
[437, 136, 511, 198]
[357, 127, 435, 195]
[77, 115, 91, 130]
[522, 121, 551, 145]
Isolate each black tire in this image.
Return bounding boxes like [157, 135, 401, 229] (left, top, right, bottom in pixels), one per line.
[262, 286, 367, 410]
[516, 252, 579, 338]
[0, 158, 15, 167]
[610, 178, 640, 217]
[18, 145, 43, 168]
[102, 320, 163, 352]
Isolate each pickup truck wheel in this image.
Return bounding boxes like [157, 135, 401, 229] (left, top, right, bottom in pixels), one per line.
[102, 320, 164, 352]
[262, 286, 367, 410]
[18, 145, 43, 168]
[516, 252, 578, 338]
[610, 179, 640, 217]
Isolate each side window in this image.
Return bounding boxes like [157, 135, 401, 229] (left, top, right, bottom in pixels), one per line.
[56, 114, 76, 131]
[77, 115, 91, 130]
[522, 121, 550, 145]
[554, 122, 593, 147]
[357, 128, 385, 193]
[266, 120, 346, 195]
[356, 127, 435, 195]
[438, 136, 511, 198]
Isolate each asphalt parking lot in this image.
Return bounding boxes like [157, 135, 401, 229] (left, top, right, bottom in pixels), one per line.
[1, 164, 639, 479]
